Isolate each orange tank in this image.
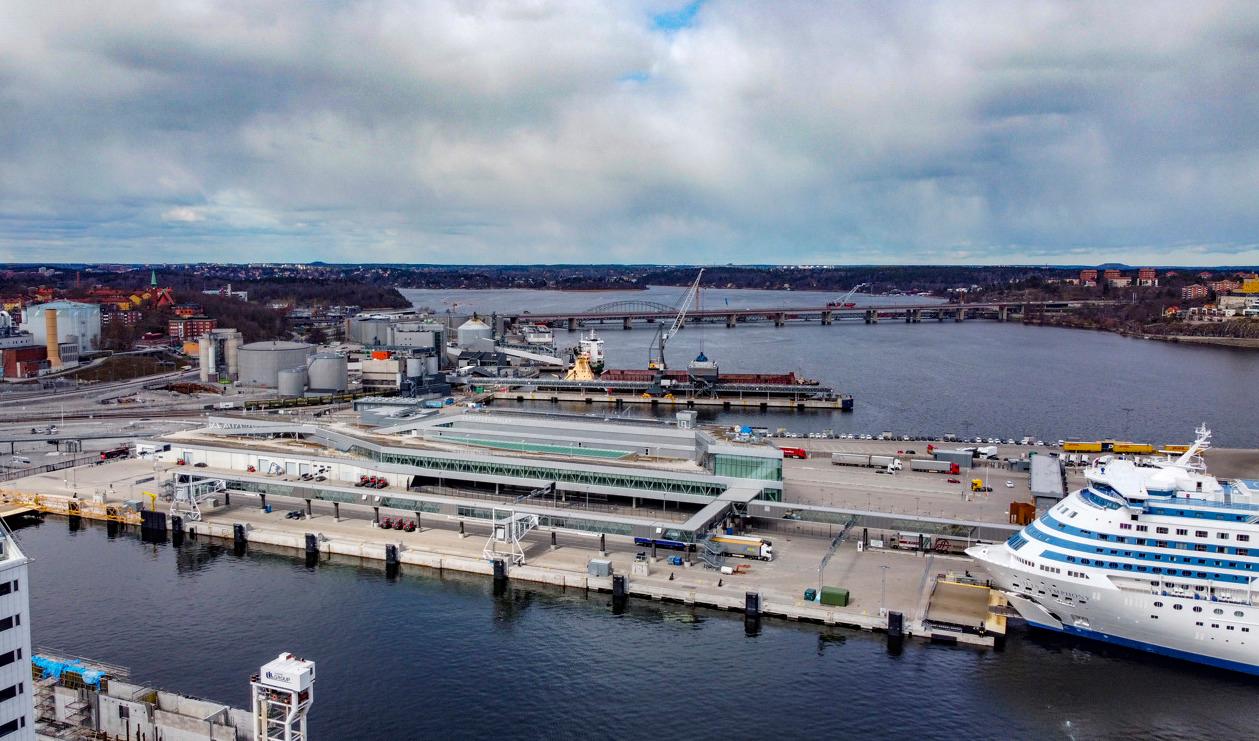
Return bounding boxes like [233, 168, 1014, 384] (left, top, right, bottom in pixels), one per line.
[370, 350, 391, 360]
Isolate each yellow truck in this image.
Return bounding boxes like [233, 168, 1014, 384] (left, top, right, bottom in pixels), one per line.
[970, 479, 992, 493]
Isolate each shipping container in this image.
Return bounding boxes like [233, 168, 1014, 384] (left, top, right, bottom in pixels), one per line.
[819, 586, 850, 607]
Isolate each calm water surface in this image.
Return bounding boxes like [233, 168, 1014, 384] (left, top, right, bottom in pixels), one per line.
[401, 287, 1259, 447]
[23, 521, 1257, 740]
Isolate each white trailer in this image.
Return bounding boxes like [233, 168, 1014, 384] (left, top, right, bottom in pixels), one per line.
[831, 452, 902, 471]
[910, 459, 952, 473]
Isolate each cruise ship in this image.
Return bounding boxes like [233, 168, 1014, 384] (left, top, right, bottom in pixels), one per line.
[968, 426, 1259, 675]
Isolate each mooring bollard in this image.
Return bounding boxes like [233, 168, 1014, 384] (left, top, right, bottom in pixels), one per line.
[233, 523, 246, 547]
[745, 591, 761, 619]
[551, 531, 557, 550]
[492, 558, 506, 582]
[305, 499, 312, 516]
[305, 533, 318, 555]
[612, 574, 626, 599]
[333, 502, 340, 521]
[599, 533, 607, 556]
[170, 515, 183, 533]
[887, 610, 904, 637]
[459, 520, 466, 538]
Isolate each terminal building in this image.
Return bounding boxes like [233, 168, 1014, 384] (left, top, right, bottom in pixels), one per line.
[147, 411, 786, 545]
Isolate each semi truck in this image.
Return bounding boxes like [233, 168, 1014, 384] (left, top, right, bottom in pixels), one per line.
[910, 459, 960, 474]
[711, 534, 774, 561]
[970, 479, 993, 492]
[778, 446, 808, 460]
[830, 452, 903, 471]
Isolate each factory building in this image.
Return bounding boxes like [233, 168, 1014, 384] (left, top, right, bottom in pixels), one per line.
[23, 301, 101, 354]
[236, 341, 312, 388]
[345, 313, 446, 365]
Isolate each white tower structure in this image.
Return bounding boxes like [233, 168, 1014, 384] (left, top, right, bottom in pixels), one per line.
[0, 526, 33, 740]
[250, 653, 315, 741]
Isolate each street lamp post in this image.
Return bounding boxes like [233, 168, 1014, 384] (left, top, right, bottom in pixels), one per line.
[880, 564, 889, 616]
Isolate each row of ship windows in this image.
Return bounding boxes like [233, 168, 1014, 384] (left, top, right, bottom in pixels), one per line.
[1042, 516, 1257, 559]
[1064, 553, 1242, 580]
[1192, 621, 1248, 632]
[1151, 601, 1246, 618]
[1118, 521, 1249, 543]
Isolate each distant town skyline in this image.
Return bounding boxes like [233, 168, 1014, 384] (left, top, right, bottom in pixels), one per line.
[1, 1, 1257, 265]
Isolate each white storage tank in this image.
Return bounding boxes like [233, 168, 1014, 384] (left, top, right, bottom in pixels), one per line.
[307, 353, 348, 392]
[456, 318, 492, 347]
[237, 341, 313, 387]
[405, 357, 425, 379]
[277, 367, 307, 397]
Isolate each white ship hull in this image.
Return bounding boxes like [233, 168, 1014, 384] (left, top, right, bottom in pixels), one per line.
[970, 544, 1259, 675]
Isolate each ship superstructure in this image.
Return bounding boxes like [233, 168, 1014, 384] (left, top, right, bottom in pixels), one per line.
[969, 426, 1259, 674]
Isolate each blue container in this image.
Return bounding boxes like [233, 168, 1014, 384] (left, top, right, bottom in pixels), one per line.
[725, 527, 734, 535]
[263, 505, 272, 514]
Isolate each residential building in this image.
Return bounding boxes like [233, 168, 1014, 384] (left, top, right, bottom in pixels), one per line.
[1079, 269, 1098, 284]
[1137, 267, 1158, 286]
[1181, 284, 1209, 301]
[167, 316, 218, 341]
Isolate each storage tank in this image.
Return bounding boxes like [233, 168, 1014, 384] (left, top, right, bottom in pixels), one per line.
[405, 357, 424, 379]
[307, 353, 348, 392]
[426, 355, 439, 375]
[237, 341, 312, 387]
[198, 336, 212, 382]
[224, 332, 242, 377]
[277, 367, 307, 397]
[456, 318, 492, 347]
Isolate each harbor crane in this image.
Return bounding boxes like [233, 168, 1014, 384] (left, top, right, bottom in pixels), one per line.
[647, 269, 704, 372]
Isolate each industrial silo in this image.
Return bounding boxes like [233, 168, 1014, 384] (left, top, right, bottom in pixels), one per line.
[277, 367, 307, 397]
[307, 353, 348, 392]
[236, 341, 312, 387]
[456, 318, 492, 347]
[405, 356, 425, 380]
[224, 332, 242, 377]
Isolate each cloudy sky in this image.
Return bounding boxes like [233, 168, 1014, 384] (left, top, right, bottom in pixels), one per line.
[1, 1, 1257, 265]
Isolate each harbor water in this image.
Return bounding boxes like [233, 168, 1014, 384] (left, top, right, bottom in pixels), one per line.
[402, 287, 1259, 447]
[23, 520, 1257, 740]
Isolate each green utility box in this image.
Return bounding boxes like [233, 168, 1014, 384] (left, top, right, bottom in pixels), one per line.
[819, 586, 850, 607]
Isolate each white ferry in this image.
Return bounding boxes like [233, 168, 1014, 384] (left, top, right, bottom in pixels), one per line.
[969, 426, 1259, 674]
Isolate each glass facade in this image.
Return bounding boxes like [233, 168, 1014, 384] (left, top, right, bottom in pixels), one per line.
[348, 445, 728, 497]
[711, 454, 782, 482]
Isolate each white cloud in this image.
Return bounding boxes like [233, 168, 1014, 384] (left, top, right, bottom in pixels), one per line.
[161, 207, 205, 223]
[0, 1, 1257, 264]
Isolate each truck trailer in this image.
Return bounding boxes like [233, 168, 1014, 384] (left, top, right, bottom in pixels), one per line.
[910, 459, 960, 474]
[711, 534, 774, 561]
[830, 452, 902, 471]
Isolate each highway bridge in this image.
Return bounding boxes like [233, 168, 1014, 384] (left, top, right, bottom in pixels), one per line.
[498, 299, 1113, 332]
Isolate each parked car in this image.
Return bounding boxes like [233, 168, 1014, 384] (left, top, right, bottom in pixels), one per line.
[193, 462, 207, 468]
[947, 478, 961, 484]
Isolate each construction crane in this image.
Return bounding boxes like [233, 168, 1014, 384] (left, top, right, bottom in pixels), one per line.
[647, 269, 703, 371]
[827, 283, 867, 308]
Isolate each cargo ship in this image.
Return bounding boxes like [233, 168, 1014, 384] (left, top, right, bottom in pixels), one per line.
[968, 425, 1259, 675]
